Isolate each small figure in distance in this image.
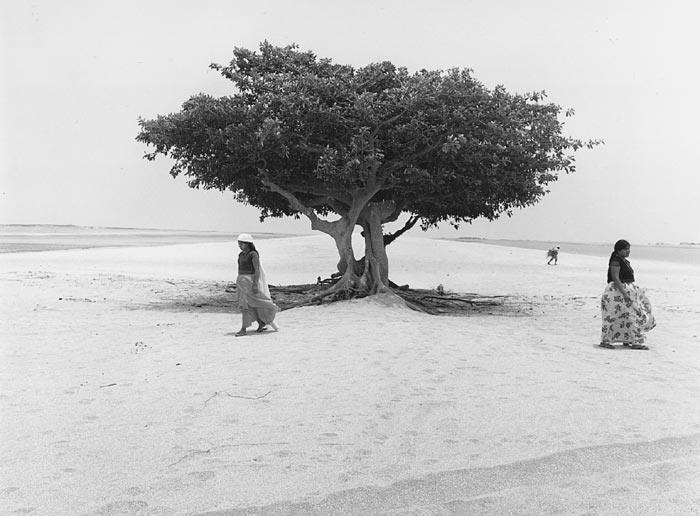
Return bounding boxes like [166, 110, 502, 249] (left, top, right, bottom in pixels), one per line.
[546, 245, 560, 265]
[599, 239, 656, 350]
[234, 234, 279, 337]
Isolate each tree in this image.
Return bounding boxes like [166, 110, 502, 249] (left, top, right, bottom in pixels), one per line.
[137, 42, 599, 299]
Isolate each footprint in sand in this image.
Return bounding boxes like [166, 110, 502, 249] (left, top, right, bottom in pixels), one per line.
[645, 398, 668, 404]
[188, 471, 215, 481]
[90, 501, 149, 515]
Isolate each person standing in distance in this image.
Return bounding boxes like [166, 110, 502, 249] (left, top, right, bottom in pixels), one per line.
[546, 245, 560, 265]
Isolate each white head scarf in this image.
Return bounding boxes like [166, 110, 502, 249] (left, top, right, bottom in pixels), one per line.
[237, 233, 254, 243]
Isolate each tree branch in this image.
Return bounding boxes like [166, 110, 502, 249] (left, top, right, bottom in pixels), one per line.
[258, 170, 341, 234]
[384, 214, 419, 246]
[348, 182, 383, 226]
[370, 102, 414, 140]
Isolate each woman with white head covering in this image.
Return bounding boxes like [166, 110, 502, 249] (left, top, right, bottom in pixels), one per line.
[235, 233, 279, 336]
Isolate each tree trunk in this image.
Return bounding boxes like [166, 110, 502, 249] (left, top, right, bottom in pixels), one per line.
[324, 210, 392, 298]
[258, 173, 391, 298]
[333, 223, 361, 294]
[357, 201, 396, 294]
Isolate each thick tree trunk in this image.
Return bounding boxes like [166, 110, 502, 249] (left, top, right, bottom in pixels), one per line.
[325, 211, 393, 297]
[259, 173, 394, 298]
[356, 201, 396, 294]
[333, 223, 360, 293]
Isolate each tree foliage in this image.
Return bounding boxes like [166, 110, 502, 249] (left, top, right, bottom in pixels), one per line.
[137, 42, 600, 297]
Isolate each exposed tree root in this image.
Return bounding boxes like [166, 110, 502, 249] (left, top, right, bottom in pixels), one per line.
[393, 288, 505, 315]
[268, 274, 506, 315]
[138, 275, 509, 317]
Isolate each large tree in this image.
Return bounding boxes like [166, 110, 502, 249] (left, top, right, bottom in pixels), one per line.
[137, 42, 599, 298]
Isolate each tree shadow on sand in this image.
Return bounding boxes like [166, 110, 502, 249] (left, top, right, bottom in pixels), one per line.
[134, 279, 532, 317]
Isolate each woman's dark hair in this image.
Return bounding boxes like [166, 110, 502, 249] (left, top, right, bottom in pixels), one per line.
[614, 239, 630, 253]
[242, 242, 257, 253]
[609, 239, 630, 261]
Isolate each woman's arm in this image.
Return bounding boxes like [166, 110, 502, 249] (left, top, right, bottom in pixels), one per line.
[609, 263, 630, 301]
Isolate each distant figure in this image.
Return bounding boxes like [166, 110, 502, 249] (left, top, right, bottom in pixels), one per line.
[546, 245, 560, 265]
[599, 239, 655, 350]
[234, 234, 279, 337]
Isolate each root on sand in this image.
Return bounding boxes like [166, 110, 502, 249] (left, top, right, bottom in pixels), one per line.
[138, 275, 511, 316]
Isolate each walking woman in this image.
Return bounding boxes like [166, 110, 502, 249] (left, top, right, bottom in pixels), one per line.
[599, 239, 655, 350]
[235, 234, 279, 337]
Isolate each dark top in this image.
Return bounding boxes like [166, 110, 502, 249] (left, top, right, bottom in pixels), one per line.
[607, 255, 635, 283]
[238, 250, 257, 275]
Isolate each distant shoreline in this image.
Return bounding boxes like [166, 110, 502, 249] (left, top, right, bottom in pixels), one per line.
[0, 225, 302, 254]
[2, 224, 698, 248]
[449, 236, 700, 249]
[447, 237, 700, 265]
[1, 225, 698, 265]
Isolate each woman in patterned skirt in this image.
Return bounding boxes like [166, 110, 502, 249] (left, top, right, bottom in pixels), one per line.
[234, 234, 279, 337]
[599, 239, 655, 350]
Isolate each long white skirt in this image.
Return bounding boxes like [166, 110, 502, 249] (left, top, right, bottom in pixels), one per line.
[236, 274, 278, 329]
[600, 282, 655, 345]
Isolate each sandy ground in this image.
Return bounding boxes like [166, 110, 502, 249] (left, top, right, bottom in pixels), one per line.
[1, 235, 699, 515]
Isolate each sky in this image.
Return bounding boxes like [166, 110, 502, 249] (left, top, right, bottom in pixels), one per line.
[1, 0, 698, 245]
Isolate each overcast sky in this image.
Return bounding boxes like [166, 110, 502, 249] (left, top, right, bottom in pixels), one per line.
[1, 0, 698, 244]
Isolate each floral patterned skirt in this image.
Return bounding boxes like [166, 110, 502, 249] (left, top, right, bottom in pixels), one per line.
[600, 282, 655, 345]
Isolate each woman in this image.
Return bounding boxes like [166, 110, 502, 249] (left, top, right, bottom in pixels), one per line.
[235, 234, 279, 337]
[599, 239, 655, 350]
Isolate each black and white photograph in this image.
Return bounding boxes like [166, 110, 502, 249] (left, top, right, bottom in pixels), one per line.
[2, 1, 699, 514]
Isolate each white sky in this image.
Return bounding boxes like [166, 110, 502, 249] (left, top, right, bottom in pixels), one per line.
[1, 0, 698, 244]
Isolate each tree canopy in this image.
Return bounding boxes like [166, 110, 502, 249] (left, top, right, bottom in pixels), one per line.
[137, 42, 600, 298]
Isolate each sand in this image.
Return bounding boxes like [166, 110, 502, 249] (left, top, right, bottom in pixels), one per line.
[1, 235, 699, 515]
